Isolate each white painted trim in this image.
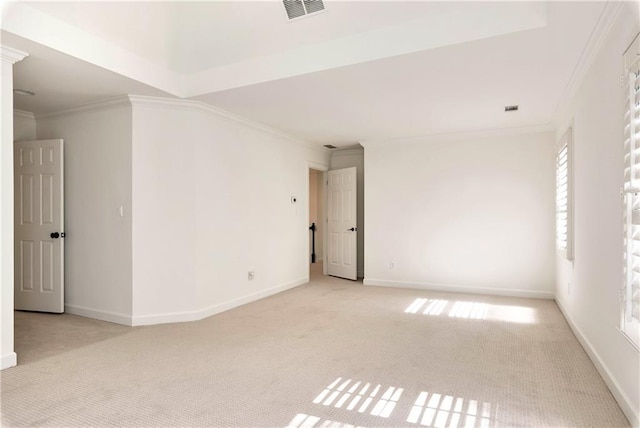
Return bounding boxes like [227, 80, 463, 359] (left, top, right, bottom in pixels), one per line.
[555, 298, 639, 428]
[363, 278, 555, 299]
[553, 1, 625, 121]
[13, 109, 35, 120]
[0, 352, 17, 370]
[131, 277, 308, 326]
[127, 95, 195, 111]
[35, 94, 325, 151]
[35, 95, 133, 120]
[65, 304, 133, 326]
[0, 45, 28, 64]
[308, 161, 329, 172]
[129, 95, 321, 151]
[360, 124, 555, 147]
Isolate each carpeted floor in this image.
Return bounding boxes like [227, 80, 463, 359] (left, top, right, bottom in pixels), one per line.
[0, 265, 630, 427]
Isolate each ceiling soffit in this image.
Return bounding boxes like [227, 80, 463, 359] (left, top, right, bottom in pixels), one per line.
[1, 2, 548, 98]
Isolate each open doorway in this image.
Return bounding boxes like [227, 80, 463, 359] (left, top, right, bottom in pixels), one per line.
[309, 167, 325, 279]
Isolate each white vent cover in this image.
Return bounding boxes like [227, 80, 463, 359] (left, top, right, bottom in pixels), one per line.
[283, 0, 324, 20]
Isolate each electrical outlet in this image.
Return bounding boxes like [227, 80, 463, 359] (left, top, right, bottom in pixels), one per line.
[248, 271, 255, 280]
[390, 261, 395, 270]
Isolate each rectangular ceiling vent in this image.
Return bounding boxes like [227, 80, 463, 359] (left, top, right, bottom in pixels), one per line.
[505, 105, 519, 112]
[323, 144, 337, 149]
[283, 0, 325, 20]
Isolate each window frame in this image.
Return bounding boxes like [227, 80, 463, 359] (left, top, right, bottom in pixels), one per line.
[621, 32, 640, 349]
[556, 126, 573, 261]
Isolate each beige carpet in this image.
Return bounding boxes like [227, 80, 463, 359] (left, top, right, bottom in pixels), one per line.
[0, 266, 630, 427]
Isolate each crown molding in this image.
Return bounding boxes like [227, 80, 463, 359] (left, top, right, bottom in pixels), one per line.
[13, 109, 35, 120]
[0, 45, 28, 64]
[360, 124, 555, 147]
[128, 95, 324, 151]
[553, 1, 625, 118]
[36, 95, 133, 120]
[197, 100, 322, 151]
[34, 94, 322, 151]
[127, 95, 194, 111]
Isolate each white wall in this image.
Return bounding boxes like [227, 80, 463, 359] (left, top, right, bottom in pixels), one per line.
[1, 47, 26, 370]
[16, 96, 329, 328]
[130, 100, 330, 325]
[555, 2, 640, 425]
[130, 105, 196, 321]
[330, 148, 365, 277]
[13, 110, 36, 141]
[37, 104, 133, 324]
[363, 132, 555, 298]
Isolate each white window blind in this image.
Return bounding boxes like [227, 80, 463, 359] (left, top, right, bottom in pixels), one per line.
[556, 129, 571, 260]
[622, 33, 640, 348]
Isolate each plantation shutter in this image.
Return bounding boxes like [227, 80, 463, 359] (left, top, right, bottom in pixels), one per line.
[556, 141, 569, 256]
[622, 33, 640, 347]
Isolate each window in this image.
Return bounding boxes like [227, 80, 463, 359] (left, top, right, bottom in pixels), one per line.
[556, 127, 572, 260]
[622, 33, 640, 348]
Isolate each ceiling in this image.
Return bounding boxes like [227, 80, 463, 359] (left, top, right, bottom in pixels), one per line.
[1, 1, 608, 147]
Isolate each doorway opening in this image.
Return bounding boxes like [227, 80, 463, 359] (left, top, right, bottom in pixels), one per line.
[309, 168, 325, 279]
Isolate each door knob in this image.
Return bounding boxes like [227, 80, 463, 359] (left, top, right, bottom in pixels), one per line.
[348, 227, 357, 231]
[50, 232, 60, 239]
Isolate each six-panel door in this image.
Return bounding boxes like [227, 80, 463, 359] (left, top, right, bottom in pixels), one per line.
[327, 167, 357, 280]
[14, 139, 64, 313]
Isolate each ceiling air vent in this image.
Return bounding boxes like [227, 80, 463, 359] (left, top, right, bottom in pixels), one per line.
[505, 105, 519, 112]
[283, 0, 325, 20]
[323, 144, 337, 149]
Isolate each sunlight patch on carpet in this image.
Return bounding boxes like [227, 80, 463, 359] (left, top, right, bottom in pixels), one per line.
[404, 298, 538, 324]
[312, 378, 403, 419]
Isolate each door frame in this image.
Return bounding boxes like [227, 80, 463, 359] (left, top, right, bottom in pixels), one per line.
[307, 161, 329, 278]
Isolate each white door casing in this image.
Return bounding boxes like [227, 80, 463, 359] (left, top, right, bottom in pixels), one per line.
[14, 139, 64, 313]
[327, 167, 357, 280]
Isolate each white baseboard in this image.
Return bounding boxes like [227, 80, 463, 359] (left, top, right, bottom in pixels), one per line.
[363, 278, 555, 299]
[65, 304, 133, 326]
[131, 277, 309, 326]
[1, 352, 17, 370]
[555, 298, 639, 428]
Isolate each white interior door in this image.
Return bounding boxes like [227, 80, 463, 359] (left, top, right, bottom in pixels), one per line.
[14, 139, 64, 313]
[327, 167, 357, 280]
